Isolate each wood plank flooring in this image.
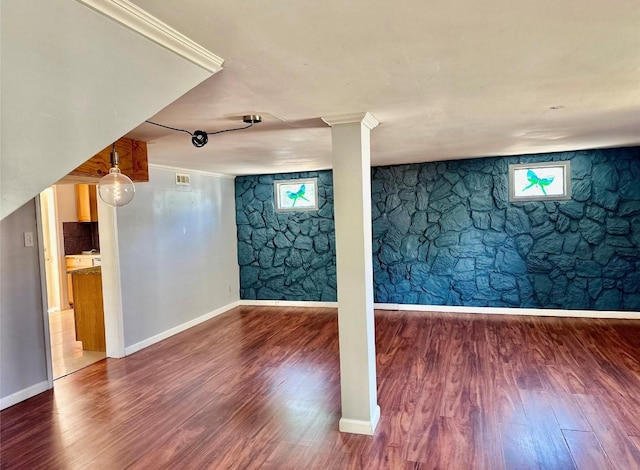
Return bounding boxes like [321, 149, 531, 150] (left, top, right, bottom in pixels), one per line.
[2, 307, 640, 469]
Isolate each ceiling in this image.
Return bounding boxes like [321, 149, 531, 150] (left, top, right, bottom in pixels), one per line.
[127, 0, 640, 176]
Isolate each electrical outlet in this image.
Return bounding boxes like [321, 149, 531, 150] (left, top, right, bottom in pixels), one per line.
[24, 232, 34, 247]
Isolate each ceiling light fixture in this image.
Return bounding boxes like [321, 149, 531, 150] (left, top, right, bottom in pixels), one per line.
[97, 143, 136, 207]
[145, 115, 262, 148]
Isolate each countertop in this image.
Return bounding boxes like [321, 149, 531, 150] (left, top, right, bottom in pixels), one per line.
[68, 266, 102, 275]
[65, 253, 101, 259]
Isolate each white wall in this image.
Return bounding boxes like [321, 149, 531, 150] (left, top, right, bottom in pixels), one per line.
[53, 184, 79, 309]
[0, 201, 49, 404]
[116, 166, 240, 349]
[0, 0, 214, 220]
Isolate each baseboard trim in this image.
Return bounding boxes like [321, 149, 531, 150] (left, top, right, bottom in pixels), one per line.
[125, 300, 240, 356]
[339, 405, 381, 435]
[374, 303, 640, 319]
[0, 381, 50, 411]
[239, 300, 338, 308]
[237, 299, 639, 319]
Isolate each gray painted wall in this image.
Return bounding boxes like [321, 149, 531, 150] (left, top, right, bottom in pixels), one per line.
[0, 201, 48, 399]
[117, 167, 240, 348]
[0, 167, 240, 406]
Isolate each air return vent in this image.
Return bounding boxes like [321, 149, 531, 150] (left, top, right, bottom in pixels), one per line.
[175, 173, 191, 186]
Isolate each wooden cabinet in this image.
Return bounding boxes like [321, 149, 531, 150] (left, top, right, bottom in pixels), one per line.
[66, 256, 97, 305]
[76, 184, 98, 222]
[70, 267, 106, 352]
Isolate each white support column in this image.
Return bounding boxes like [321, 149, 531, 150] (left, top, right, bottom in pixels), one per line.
[322, 112, 380, 435]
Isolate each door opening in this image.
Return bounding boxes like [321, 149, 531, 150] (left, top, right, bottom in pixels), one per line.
[39, 185, 106, 380]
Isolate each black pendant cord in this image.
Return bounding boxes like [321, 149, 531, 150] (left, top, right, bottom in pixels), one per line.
[145, 120, 255, 148]
[205, 123, 253, 135]
[146, 120, 194, 135]
[145, 120, 254, 136]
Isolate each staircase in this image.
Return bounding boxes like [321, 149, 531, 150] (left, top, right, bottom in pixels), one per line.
[1, 0, 223, 220]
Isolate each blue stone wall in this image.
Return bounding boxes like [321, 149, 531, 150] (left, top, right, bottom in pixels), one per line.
[236, 147, 640, 311]
[235, 171, 337, 301]
[372, 147, 640, 310]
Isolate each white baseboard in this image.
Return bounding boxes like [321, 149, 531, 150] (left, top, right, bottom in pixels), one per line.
[239, 300, 338, 308]
[124, 300, 240, 355]
[339, 405, 381, 435]
[121, 298, 639, 357]
[374, 303, 640, 319]
[0, 381, 50, 411]
[238, 299, 639, 319]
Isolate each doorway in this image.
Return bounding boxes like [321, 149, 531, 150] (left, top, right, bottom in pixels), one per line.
[39, 185, 106, 379]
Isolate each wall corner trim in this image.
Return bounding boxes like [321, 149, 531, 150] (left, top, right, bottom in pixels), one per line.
[75, 0, 224, 73]
[124, 300, 240, 356]
[0, 381, 50, 411]
[339, 405, 381, 435]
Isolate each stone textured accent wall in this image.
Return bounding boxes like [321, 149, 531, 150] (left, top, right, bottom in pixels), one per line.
[236, 171, 336, 301]
[236, 148, 640, 311]
[372, 148, 640, 310]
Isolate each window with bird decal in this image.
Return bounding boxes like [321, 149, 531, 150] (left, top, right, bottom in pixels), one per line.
[274, 178, 319, 212]
[509, 161, 571, 202]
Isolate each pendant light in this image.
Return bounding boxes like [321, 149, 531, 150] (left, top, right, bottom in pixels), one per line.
[97, 143, 135, 207]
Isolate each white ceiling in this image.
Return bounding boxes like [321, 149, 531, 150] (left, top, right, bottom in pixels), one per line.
[127, 0, 640, 176]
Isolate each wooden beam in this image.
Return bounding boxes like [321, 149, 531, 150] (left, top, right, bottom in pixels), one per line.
[58, 137, 149, 184]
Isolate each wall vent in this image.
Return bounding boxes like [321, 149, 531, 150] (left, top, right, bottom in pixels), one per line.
[175, 173, 191, 186]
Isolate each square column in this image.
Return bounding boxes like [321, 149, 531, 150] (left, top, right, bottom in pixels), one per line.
[322, 112, 379, 435]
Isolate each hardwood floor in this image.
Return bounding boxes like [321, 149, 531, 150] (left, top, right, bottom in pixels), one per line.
[2, 307, 640, 469]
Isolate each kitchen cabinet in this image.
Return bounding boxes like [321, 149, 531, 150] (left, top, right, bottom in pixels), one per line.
[76, 184, 98, 222]
[70, 267, 105, 352]
[66, 254, 100, 305]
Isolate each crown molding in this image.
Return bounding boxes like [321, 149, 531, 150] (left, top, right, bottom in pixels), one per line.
[149, 163, 236, 179]
[75, 0, 224, 73]
[322, 112, 380, 130]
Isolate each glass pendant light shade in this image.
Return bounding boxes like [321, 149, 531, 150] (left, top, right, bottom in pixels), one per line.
[98, 167, 135, 207]
[97, 145, 135, 207]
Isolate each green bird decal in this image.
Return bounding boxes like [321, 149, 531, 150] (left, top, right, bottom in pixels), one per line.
[286, 184, 310, 207]
[522, 169, 555, 195]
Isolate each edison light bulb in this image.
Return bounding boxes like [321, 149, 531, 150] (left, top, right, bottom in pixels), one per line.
[98, 167, 135, 207]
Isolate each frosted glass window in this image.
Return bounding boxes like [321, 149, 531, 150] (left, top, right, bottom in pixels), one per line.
[274, 178, 318, 212]
[509, 161, 571, 202]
